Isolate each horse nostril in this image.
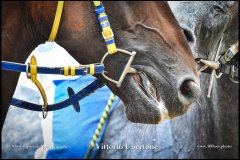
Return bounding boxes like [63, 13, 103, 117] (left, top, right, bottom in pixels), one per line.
[178, 79, 201, 105]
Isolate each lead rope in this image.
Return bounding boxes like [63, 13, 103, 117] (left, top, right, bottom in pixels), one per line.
[84, 2, 116, 158]
[84, 2, 117, 158]
[84, 93, 115, 159]
[206, 35, 224, 98]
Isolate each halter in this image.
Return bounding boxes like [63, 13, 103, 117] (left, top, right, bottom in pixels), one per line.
[196, 34, 239, 98]
[92, 1, 137, 86]
[1, 1, 137, 117]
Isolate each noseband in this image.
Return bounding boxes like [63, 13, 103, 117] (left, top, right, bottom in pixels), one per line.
[1, 1, 137, 117]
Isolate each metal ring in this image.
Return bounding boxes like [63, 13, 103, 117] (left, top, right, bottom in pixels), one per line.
[230, 77, 239, 84]
[214, 71, 222, 79]
[100, 48, 137, 87]
[42, 107, 48, 119]
[26, 63, 31, 79]
[230, 65, 235, 78]
[229, 65, 238, 83]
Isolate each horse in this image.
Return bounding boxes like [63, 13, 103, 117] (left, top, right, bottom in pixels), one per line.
[1, 1, 201, 131]
[99, 1, 239, 159]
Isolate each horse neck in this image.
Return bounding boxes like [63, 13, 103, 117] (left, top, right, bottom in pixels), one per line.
[192, 72, 237, 158]
[1, 2, 55, 63]
[2, 1, 97, 64]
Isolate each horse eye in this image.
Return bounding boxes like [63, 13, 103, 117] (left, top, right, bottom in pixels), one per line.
[213, 5, 226, 14]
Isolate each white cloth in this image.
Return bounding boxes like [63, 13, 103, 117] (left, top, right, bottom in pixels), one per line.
[9, 42, 80, 159]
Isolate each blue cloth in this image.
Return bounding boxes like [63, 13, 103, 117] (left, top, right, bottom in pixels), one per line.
[46, 75, 119, 159]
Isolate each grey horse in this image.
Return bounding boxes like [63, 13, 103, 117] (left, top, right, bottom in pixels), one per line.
[99, 1, 239, 159]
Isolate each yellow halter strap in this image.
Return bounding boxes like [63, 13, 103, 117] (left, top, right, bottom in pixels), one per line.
[93, 1, 117, 54]
[48, 1, 64, 41]
[48, 1, 117, 53]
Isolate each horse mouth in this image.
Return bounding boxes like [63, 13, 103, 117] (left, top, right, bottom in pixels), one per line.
[124, 69, 170, 124]
[133, 71, 161, 103]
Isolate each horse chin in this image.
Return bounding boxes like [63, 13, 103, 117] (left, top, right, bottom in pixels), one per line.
[122, 69, 171, 124]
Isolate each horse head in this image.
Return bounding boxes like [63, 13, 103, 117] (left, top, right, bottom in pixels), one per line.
[33, 1, 201, 124]
[2, 1, 202, 124]
[169, 1, 239, 62]
[76, 2, 201, 123]
[165, 2, 239, 158]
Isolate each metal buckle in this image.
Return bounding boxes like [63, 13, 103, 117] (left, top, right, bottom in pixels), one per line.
[102, 28, 114, 40]
[224, 49, 233, 62]
[101, 49, 137, 87]
[74, 65, 88, 75]
[230, 65, 235, 78]
[79, 64, 97, 75]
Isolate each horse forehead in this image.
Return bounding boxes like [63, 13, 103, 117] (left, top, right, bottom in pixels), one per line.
[169, 2, 238, 54]
[169, 1, 238, 37]
[171, 2, 237, 20]
[183, 2, 237, 28]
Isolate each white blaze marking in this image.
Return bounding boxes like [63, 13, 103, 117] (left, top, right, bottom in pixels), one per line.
[157, 100, 170, 124]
